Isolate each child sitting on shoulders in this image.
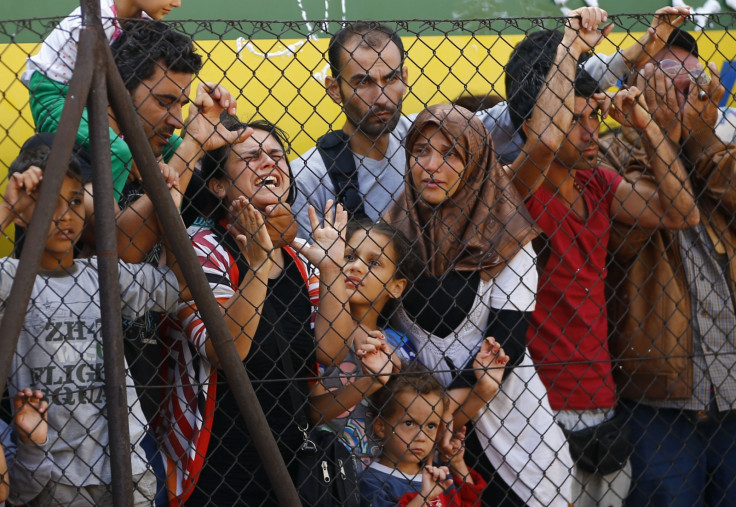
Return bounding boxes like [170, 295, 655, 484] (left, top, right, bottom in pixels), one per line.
[360, 361, 505, 507]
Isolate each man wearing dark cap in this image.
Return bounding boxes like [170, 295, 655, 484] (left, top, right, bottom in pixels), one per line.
[600, 27, 736, 505]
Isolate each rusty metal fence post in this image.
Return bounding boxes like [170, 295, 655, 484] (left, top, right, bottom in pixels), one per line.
[84, 0, 134, 503]
[99, 16, 302, 507]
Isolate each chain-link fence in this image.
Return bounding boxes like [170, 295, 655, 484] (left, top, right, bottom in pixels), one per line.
[0, 6, 735, 507]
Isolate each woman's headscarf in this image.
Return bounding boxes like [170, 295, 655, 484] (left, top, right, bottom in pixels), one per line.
[385, 104, 535, 281]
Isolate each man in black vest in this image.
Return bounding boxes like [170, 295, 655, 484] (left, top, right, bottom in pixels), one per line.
[292, 21, 410, 237]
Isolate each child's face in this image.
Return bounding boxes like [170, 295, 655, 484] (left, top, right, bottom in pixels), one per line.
[134, 0, 181, 20]
[375, 390, 443, 474]
[17, 175, 85, 270]
[343, 230, 407, 312]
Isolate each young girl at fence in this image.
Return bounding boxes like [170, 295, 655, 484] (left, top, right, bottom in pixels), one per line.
[21, 0, 182, 200]
[309, 220, 419, 465]
[385, 104, 572, 507]
[360, 361, 504, 506]
[158, 119, 354, 506]
[0, 134, 181, 506]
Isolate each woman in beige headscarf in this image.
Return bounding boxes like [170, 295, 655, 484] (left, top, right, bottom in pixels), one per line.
[386, 104, 533, 279]
[385, 104, 572, 507]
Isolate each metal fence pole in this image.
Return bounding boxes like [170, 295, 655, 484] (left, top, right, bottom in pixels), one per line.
[82, 0, 135, 503]
[100, 21, 302, 507]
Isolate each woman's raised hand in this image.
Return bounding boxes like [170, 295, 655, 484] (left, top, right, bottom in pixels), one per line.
[229, 196, 273, 273]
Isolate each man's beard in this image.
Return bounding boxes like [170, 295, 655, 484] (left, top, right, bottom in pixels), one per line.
[345, 102, 402, 138]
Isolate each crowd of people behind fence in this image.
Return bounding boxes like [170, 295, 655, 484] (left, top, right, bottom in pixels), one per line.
[0, 0, 733, 505]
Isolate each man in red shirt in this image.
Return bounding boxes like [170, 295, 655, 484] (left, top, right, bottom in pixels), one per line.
[505, 19, 699, 506]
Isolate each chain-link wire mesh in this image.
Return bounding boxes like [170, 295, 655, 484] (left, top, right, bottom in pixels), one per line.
[0, 8, 736, 507]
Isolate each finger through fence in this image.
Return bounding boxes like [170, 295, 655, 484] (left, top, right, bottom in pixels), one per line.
[0, 7, 735, 507]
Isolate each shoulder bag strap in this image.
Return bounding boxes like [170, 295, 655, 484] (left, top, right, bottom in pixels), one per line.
[316, 130, 368, 221]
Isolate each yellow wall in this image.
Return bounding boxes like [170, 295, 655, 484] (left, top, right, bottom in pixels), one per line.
[1, 30, 734, 254]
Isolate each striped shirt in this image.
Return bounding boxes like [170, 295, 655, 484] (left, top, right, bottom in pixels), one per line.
[155, 221, 318, 505]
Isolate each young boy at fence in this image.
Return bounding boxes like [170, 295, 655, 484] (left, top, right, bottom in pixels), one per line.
[21, 0, 182, 200]
[360, 362, 510, 507]
[0, 389, 51, 504]
[309, 221, 419, 465]
[0, 133, 180, 506]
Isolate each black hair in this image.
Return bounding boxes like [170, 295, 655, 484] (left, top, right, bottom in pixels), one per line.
[198, 119, 296, 220]
[452, 93, 504, 112]
[667, 27, 699, 58]
[111, 20, 203, 93]
[328, 21, 405, 78]
[370, 362, 444, 421]
[10, 133, 83, 180]
[506, 29, 564, 138]
[573, 68, 601, 99]
[506, 29, 602, 141]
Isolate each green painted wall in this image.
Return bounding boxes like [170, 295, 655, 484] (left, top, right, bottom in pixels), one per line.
[0, 0, 654, 21]
[2, 0, 732, 45]
[1, 0, 730, 26]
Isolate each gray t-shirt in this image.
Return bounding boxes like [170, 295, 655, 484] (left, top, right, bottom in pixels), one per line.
[3, 257, 178, 488]
[292, 116, 412, 238]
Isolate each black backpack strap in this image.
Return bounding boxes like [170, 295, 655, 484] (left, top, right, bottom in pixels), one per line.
[316, 130, 368, 221]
